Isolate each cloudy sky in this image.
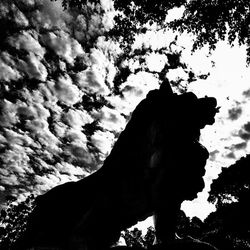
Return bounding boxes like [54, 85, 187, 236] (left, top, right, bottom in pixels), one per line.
[1, 0, 250, 232]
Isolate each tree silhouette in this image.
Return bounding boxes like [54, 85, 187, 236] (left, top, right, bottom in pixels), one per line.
[197, 155, 250, 249]
[170, 0, 250, 62]
[209, 155, 250, 207]
[121, 227, 155, 249]
[0, 195, 35, 250]
[59, 0, 250, 62]
[53, 0, 210, 95]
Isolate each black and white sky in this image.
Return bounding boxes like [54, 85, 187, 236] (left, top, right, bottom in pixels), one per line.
[1, 0, 250, 229]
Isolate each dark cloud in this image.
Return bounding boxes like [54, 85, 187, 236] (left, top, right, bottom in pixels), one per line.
[228, 106, 242, 120]
[233, 142, 247, 150]
[243, 88, 250, 98]
[238, 121, 250, 141]
[244, 121, 250, 132]
[209, 150, 219, 161]
[41, 31, 84, 64]
[239, 130, 250, 141]
[0, 52, 22, 82]
[225, 152, 236, 159]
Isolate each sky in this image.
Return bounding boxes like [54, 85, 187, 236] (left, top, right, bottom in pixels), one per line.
[1, 0, 250, 233]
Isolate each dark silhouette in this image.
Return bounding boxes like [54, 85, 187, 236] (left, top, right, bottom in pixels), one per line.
[195, 154, 250, 250]
[12, 82, 219, 250]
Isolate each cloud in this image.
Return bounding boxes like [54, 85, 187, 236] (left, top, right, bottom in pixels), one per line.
[146, 53, 168, 72]
[75, 45, 119, 95]
[184, 41, 250, 220]
[119, 71, 159, 112]
[233, 142, 247, 150]
[35, 174, 61, 192]
[55, 162, 88, 179]
[238, 121, 250, 140]
[0, 52, 21, 82]
[65, 128, 88, 144]
[244, 122, 250, 132]
[209, 150, 219, 161]
[76, 68, 111, 95]
[239, 130, 250, 140]
[27, 0, 71, 31]
[2, 30, 48, 82]
[133, 29, 177, 51]
[0, 88, 64, 202]
[50, 75, 83, 105]
[1, 174, 19, 186]
[42, 31, 84, 64]
[0, 133, 7, 146]
[0, 144, 33, 197]
[64, 142, 94, 166]
[100, 0, 115, 29]
[53, 121, 68, 138]
[0, 0, 120, 205]
[15, 100, 50, 132]
[95, 36, 122, 58]
[104, 71, 161, 118]
[167, 67, 189, 82]
[71, 2, 115, 43]
[92, 106, 126, 133]
[0, 60, 20, 82]
[62, 109, 93, 128]
[17, 52, 48, 81]
[4, 129, 34, 147]
[8, 30, 45, 58]
[0, 1, 10, 18]
[38, 82, 59, 105]
[225, 152, 236, 159]
[228, 105, 242, 120]
[0, 100, 19, 128]
[188, 42, 250, 169]
[243, 88, 250, 98]
[91, 130, 115, 157]
[39, 0, 70, 29]
[182, 195, 216, 220]
[0, 1, 29, 28]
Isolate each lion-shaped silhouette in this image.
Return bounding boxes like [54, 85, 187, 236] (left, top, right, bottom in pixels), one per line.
[13, 82, 219, 250]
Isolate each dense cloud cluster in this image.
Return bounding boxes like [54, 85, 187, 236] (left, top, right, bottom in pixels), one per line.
[0, 0, 122, 204]
[0, 0, 177, 206]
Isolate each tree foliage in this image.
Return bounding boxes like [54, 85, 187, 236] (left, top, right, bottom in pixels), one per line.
[60, 0, 185, 24]
[0, 195, 35, 250]
[59, 0, 250, 62]
[208, 154, 250, 206]
[121, 227, 155, 249]
[200, 154, 250, 249]
[201, 202, 250, 250]
[175, 206, 250, 249]
[50, 0, 221, 99]
[171, 0, 250, 61]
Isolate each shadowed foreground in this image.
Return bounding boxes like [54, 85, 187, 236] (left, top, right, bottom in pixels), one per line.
[112, 237, 218, 250]
[12, 82, 219, 250]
